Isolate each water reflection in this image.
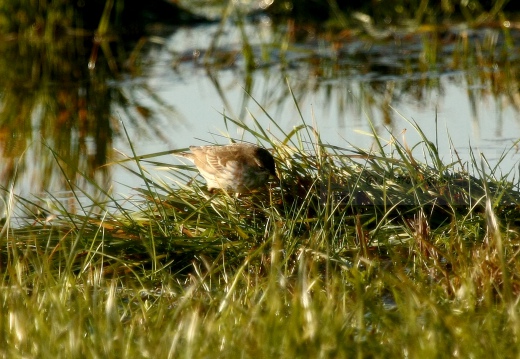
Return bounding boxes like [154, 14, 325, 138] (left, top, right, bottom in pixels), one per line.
[147, 21, 520, 154]
[2, 18, 520, 215]
[0, 33, 180, 223]
[0, 37, 112, 197]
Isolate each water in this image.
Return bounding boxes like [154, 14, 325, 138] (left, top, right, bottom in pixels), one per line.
[2, 19, 520, 214]
[117, 23, 520, 184]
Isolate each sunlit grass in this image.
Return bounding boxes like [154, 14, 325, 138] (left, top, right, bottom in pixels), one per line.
[3, 108, 520, 357]
[2, 1, 520, 356]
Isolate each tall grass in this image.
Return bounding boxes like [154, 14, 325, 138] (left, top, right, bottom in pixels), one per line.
[2, 107, 520, 357]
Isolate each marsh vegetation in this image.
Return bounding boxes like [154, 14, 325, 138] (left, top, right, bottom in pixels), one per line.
[2, 1, 520, 357]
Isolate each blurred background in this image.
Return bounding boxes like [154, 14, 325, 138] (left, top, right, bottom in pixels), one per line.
[1, 0, 520, 212]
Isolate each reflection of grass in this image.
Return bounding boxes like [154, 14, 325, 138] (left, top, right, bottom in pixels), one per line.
[179, 2, 520, 128]
[263, 0, 514, 26]
[0, 36, 115, 196]
[195, 18, 520, 134]
[0, 2, 184, 197]
[3, 108, 520, 356]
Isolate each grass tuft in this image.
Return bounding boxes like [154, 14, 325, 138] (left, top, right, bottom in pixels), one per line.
[3, 108, 520, 357]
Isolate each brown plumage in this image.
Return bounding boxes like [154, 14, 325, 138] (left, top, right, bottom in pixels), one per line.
[178, 143, 278, 193]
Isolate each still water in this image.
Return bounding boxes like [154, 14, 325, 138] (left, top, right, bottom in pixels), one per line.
[118, 22, 520, 185]
[2, 19, 520, 212]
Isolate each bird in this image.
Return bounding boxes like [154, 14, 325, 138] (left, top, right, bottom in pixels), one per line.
[177, 143, 278, 193]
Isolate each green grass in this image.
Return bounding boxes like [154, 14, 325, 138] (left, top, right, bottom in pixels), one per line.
[1, 2, 520, 357]
[3, 110, 520, 358]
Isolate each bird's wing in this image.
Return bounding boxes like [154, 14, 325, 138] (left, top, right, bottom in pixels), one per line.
[206, 151, 227, 173]
[188, 146, 234, 175]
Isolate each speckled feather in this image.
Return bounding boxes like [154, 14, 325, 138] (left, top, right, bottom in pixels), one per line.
[178, 143, 277, 193]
